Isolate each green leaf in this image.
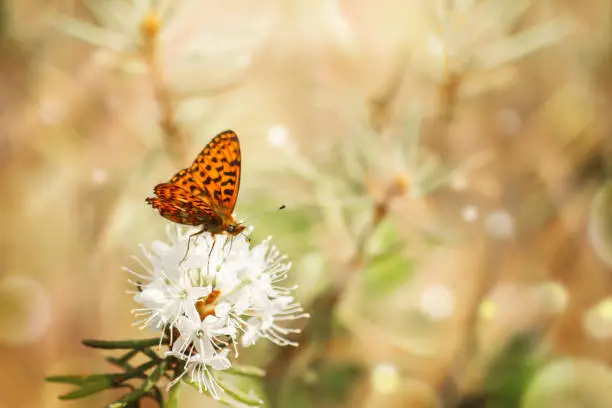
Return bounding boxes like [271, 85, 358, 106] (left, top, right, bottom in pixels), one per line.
[166, 381, 181, 408]
[47, 373, 121, 387]
[483, 332, 540, 408]
[54, 16, 129, 53]
[109, 360, 167, 408]
[226, 365, 266, 378]
[82, 338, 161, 349]
[367, 218, 402, 253]
[58, 376, 114, 400]
[522, 357, 612, 408]
[281, 361, 363, 408]
[183, 376, 263, 407]
[589, 181, 612, 267]
[106, 358, 133, 371]
[364, 253, 415, 295]
[217, 380, 264, 407]
[318, 363, 362, 403]
[45, 375, 96, 386]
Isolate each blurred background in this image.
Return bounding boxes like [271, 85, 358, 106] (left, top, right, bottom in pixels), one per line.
[1, 0, 611, 407]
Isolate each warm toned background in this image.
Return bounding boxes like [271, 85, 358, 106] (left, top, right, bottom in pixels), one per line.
[1, 0, 611, 407]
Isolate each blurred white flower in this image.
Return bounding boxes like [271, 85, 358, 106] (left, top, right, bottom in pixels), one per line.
[125, 224, 308, 399]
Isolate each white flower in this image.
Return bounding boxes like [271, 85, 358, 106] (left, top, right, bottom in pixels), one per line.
[125, 224, 308, 400]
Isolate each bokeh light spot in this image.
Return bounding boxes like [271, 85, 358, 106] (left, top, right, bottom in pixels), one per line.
[267, 125, 289, 148]
[418, 284, 455, 321]
[479, 299, 496, 320]
[485, 209, 515, 238]
[584, 297, 612, 341]
[497, 109, 522, 136]
[450, 172, 468, 190]
[370, 363, 400, 394]
[461, 205, 479, 222]
[0, 276, 51, 346]
[38, 99, 64, 124]
[536, 281, 569, 315]
[92, 168, 108, 184]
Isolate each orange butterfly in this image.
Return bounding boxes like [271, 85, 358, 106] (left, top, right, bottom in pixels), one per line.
[146, 130, 246, 257]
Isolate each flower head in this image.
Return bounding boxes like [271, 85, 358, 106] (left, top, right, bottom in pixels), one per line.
[125, 224, 308, 399]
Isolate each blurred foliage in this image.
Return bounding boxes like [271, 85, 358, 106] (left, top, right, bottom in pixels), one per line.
[482, 332, 540, 408]
[288, 362, 363, 408]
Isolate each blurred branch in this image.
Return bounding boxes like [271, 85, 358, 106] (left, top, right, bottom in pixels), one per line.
[264, 180, 407, 406]
[369, 48, 410, 133]
[438, 242, 502, 407]
[264, 47, 409, 407]
[352, 176, 409, 266]
[140, 9, 186, 165]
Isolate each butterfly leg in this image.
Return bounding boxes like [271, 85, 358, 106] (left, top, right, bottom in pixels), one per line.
[180, 227, 207, 265]
[179, 237, 192, 265]
[206, 235, 217, 275]
[222, 235, 232, 259]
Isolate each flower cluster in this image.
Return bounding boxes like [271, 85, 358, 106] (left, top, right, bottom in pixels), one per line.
[125, 225, 308, 399]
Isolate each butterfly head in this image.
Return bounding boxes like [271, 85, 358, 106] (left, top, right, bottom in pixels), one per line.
[225, 222, 246, 236]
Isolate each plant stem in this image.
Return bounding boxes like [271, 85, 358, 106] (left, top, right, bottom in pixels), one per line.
[166, 381, 181, 408]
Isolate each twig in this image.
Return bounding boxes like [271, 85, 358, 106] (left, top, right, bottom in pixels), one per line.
[369, 47, 410, 133]
[140, 9, 186, 165]
[264, 48, 409, 407]
[438, 241, 501, 408]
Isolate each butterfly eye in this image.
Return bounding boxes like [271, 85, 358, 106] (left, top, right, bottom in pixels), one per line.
[226, 225, 235, 233]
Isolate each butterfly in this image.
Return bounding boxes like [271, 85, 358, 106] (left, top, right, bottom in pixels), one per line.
[146, 130, 247, 260]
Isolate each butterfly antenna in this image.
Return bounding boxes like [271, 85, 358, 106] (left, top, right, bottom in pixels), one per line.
[238, 204, 286, 226]
[240, 232, 253, 244]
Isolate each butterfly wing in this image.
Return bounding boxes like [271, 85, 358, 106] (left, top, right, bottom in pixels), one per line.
[147, 183, 220, 226]
[183, 130, 242, 217]
[168, 164, 212, 202]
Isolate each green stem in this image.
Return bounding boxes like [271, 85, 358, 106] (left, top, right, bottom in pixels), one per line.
[166, 381, 181, 408]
